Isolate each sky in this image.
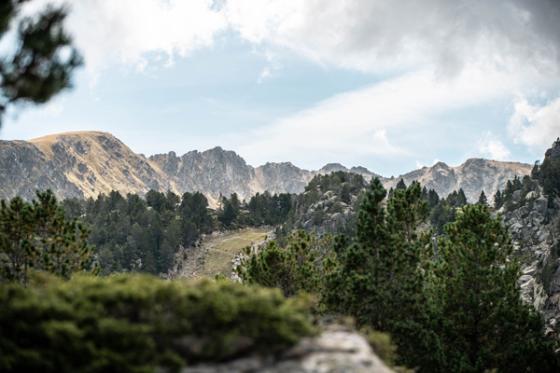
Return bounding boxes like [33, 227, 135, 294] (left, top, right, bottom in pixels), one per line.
[2, 0, 560, 177]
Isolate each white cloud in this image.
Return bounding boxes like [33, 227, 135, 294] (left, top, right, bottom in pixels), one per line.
[46, 0, 228, 73]
[224, 65, 532, 168]
[224, 0, 560, 76]
[477, 132, 511, 160]
[8, 0, 560, 170]
[508, 96, 560, 151]
[23, 0, 559, 79]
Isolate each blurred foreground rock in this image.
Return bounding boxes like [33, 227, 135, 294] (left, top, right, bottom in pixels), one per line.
[183, 325, 394, 373]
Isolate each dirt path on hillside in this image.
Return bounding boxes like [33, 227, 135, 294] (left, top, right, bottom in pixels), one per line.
[170, 227, 271, 279]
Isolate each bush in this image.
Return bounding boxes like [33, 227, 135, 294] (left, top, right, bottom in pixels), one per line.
[0, 273, 315, 372]
[236, 231, 333, 297]
[361, 327, 397, 366]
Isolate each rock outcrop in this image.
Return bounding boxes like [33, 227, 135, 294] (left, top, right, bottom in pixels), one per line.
[501, 187, 557, 336]
[184, 325, 394, 373]
[502, 140, 560, 338]
[0, 131, 530, 205]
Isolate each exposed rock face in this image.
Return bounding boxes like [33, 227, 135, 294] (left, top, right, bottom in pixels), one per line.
[183, 325, 394, 373]
[255, 162, 314, 196]
[6, 131, 172, 201]
[0, 131, 530, 205]
[286, 172, 366, 235]
[318, 163, 383, 182]
[150, 147, 257, 206]
[386, 158, 531, 202]
[501, 186, 560, 338]
[502, 140, 560, 338]
[0, 139, 83, 200]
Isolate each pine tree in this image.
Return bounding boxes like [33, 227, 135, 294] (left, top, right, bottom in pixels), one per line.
[237, 231, 329, 296]
[386, 181, 427, 243]
[531, 161, 540, 180]
[218, 194, 240, 228]
[477, 190, 488, 205]
[0, 191, 95, 284]
[427, 204, 558, 372]
[0, 0, 82, 126]
[356, 178, 387, 250]
[456, 188, 468, 206]
[427, 189, 440, 208]
[325, 179, 427, 332]
[493, 190, 503, 209]
[180, 192, 212, 246]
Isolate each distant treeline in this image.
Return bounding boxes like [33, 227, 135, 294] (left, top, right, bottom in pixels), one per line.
[1, 171, 484, 277]
[61, 190, 294, 275]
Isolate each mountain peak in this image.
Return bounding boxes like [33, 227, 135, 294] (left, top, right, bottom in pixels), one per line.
[320, 163, 348, 173]
[30, 131, 115, 144]
[432, 161, 450, 169]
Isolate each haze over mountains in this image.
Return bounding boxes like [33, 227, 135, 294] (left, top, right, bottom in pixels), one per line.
[0, 131, 531, 205]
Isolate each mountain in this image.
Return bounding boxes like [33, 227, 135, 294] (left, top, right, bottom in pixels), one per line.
[0, 131, 531, 204]
[385, 158, 531, 202]
[149, 151, 315, 206]
[0, 131, 171, 201]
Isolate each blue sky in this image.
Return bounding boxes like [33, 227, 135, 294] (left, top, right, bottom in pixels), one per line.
[2, 0, 560, 176]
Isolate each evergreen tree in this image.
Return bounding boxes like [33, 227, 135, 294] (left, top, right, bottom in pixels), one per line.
[356, 178, 387, 250]
[79, 190, 213, 275]
[457, 188, 468, 206]
[386, 181, 428, 243]
[477, 190, 488, 205]
[395, 178, 407, 190]
[430, 200, 454, 234]
[218, 193, 241, 228]
[426, 205, 558, 372]
[494, 190, 503, 209]
[0, 0, 82, 126]
[513, 175, 523, 190]
[237, 231, 330, 297]
[426, 189, 440, 208]
[531, 161, 540, 180]
[325, 179, 427, 332]
[146, 190, 167, 213]
[180, 192, 212, 246]
[0, 191, 95, 284]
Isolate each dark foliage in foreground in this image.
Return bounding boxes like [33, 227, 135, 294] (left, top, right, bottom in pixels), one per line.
[0, 273, 315, 373]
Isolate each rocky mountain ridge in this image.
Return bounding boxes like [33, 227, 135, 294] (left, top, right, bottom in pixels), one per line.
[0, 131, 531, 205]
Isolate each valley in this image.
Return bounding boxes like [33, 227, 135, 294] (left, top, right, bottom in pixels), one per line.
[1, 1, 559, 371]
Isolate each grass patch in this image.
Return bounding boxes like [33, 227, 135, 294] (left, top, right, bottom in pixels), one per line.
[199, 228, 270, 277]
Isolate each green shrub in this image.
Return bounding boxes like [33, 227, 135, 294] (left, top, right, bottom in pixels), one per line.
[361, 328, 397, 366]
[0, 273, 315, 372]
[236, 231, 333, 297]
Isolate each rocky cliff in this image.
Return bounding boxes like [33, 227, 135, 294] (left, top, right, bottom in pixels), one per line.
[501, 186, 560, 337]
[500, 140, 560, 339]
[0, 131, 531, 205]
